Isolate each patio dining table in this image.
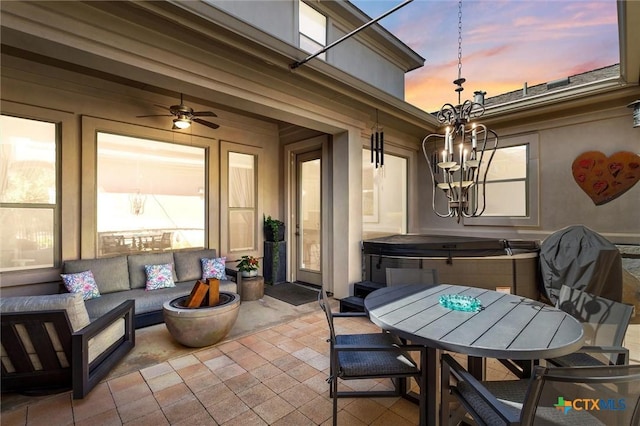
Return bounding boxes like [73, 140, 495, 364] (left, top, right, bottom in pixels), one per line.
[364, 283, 584, 426]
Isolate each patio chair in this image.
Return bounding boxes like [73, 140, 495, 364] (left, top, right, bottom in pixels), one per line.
[441, 353, 640, 426]
[318, 287, 427, 426]
[385, 267, 439, 286]
[101, 234, 129, 255]
[151, 232, 173, 251]
[1, 293, 135, 399]
[549, 284, 633, 367]
[498, 284, 633, 378]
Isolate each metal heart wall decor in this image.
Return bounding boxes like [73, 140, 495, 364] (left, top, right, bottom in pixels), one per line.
[571, 150, 640, 205]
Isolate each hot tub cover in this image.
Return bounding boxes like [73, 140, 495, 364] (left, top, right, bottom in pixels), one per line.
[362, 234, 539, 258]
[539, 225, 622, 304]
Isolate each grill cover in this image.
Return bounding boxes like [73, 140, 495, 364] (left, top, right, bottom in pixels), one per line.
[539, 225, 622, 304]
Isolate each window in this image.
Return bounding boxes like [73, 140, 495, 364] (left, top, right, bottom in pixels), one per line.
[299, 0, 326, 60]
[0, 115, 58, 271]
[481, 145, 528, 216]
[228, 152, 256, 252]
[362, 149, 407, 239]
[464, 133, 539, 226]
[96, 133, 205, 255]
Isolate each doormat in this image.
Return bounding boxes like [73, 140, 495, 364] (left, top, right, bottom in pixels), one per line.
[264, 282, 320, 306]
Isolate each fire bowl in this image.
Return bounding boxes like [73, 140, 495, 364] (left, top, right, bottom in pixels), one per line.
[163, 292, 240, 347]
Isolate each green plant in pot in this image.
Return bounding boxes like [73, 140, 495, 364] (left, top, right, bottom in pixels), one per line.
[236, 255, 259, 278]
[264, 215, 285, 283]
[263, 215, 285, 242]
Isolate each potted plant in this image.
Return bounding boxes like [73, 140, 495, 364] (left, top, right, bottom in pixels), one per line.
[236, 255, 259, 278]
[263, 215, 286, 284]
[263, 215, 285, 242]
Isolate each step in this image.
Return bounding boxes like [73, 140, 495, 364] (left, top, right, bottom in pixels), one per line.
[339, 296, 365, 313]
[354, 280, 385, 298]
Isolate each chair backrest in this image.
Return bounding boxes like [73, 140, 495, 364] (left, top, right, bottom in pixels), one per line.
[386, 268, 439, 287]
[557, 284, 633, 357]
[318, 287, 336, 343]
[520, 364, 640, 426]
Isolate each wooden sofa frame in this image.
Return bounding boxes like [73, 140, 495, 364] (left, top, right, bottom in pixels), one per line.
[1, 300, 135, 399]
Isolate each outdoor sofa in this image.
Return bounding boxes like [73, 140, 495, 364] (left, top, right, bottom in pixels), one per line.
[62, 248, 239, 328]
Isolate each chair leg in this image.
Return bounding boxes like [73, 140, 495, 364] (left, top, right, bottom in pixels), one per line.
[332, 374, 338, 426]
[397, 377, 407, 397]
[421, 348, 430, 426]
[441, 353, 450, 426]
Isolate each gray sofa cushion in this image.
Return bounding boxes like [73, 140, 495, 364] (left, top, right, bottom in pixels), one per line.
[173, 249, 218, 282]
[0, 293, 91, 331]
[63, 256, 130, 294]
[83, 279, 237, 319]
[127, 252, 177, 289]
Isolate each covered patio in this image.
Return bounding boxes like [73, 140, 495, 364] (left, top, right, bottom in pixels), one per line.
[2, 293, 638, 425]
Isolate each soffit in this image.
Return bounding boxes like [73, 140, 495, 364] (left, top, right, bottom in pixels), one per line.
[0, 0, 436, 136]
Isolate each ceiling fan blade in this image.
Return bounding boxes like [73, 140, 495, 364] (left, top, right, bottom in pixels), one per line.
[193, 118, 220, 129]
[192, 111, 217, 117]
[137, 114, 172, 118]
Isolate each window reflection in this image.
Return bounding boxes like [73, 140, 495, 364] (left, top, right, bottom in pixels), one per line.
[96, 133, 205, 256]
[362, 150, 407, 240]
[228, 152, 256, 252]
[299, 0, 327, 60]
[479, 144, 528, 217]
[0, 115, 57, 271]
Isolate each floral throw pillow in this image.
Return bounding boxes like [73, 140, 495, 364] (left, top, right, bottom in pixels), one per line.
[144, 263, 176, 290]
[201, 257, 227, 280]
[61, 270, 101, 300]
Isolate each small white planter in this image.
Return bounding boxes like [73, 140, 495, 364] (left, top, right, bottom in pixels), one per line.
[241, 269, 258, 278]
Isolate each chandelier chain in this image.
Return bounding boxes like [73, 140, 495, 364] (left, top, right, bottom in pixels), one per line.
[456, 0, 464, 104]
[457, 0, 463, 81]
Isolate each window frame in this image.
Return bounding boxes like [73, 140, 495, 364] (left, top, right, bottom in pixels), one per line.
[0, 114, 60, 272]
[362, 139, 418, 238]
[463, 133, 540, 227]
[227, 151, 257, 253]
[0, 102, 73, 287]
[82, 117, 217, 258]
[298, 0, 327, 60]
[95, 132, 208, 256]
[220, 141, 263, 259]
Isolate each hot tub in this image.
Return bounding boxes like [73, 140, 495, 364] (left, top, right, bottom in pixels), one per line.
[363, 235, 541, 299]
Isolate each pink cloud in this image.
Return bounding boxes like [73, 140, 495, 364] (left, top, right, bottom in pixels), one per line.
[352, 0, 619, 112]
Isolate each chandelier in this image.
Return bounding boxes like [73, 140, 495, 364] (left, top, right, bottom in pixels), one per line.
[129, 190, 146, 216]
[421, 0, 498, 222]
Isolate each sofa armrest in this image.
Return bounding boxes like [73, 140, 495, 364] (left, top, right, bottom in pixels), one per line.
[71, 300, 135, 398]
[226, 267, 241, 289]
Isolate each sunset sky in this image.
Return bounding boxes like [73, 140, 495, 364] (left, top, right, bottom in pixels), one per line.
[350, 0, 619, 112]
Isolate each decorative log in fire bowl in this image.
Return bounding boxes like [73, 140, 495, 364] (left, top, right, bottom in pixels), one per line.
[163, 280, 240, 347]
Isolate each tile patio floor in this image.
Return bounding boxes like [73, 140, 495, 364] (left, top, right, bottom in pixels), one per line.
[2, 297, 637, 425]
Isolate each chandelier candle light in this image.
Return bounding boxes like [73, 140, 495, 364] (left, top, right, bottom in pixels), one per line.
[422, 0, 498, 222]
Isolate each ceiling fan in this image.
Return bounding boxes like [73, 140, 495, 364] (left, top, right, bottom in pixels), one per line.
[137, 94, 220, 130]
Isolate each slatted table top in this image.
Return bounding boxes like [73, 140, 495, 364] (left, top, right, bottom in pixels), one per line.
[365, 283, 584, 360]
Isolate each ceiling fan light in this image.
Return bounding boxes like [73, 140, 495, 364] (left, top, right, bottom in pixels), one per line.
[173, 117, 191, 129]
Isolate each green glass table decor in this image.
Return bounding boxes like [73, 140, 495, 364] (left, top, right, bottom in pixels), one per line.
[439, 294, 482, 312]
